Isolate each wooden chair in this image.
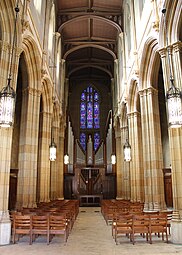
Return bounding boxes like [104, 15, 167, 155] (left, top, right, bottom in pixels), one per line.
[149, 214, 168, 244]
[159, 211, 173, 235]
[49, 215, 68, 244]
[12, 214, 32, 245]
[32, 215, 49, 245]
[114, 214, 133, 245]
[132, 214, 150, 244]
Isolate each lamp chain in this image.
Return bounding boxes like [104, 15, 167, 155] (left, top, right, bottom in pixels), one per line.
[8, 3, 20, 85]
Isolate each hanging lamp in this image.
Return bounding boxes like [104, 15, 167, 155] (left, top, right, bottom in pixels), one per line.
[64, 154, 69, 165]
[123, 109, 131, 162]
[0, 5, 19, 127]
[162, 8, 182, 128]
[123, 138, 131, 162]
[49, 123, 56, 161]
[49, 137, 57, 161]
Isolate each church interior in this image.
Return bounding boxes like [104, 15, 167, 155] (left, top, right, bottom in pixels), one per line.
[0, 0, 182, 251]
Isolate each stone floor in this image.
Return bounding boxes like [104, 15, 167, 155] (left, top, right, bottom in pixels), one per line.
[1, 207, 182, 255]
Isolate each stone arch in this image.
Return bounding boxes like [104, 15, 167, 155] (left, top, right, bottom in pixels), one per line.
[58, 15, 121, 34]
[41, 77, 53, 114]
[159, 0, 182, 45]
[139, 36, 160, 90]
[63, 44, 116, 60]
[68, 65, 112, 78]
[53, 101, 60, 127]
[128, 78, 139, 114]
[22, 35, 42, 91]
[0, 0, 22, 43]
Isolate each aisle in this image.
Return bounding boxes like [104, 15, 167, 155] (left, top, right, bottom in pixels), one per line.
[0, 207, 182, 255]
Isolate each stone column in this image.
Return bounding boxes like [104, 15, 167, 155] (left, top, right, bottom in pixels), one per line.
[121, 125, 130, 200]
[160, 42, 182, 243]
[0, 41, 20, 245]
[128, 111, 144, 203]
[56, 122, 65, 200]
[50, 125, 60, 200]
[16, 87, 41, 209]
[139, 87, 166, 211]
[115, 127, 122, 199]
[0, 129, 12, 245]
[60, 59, 65, 115]
[37, 112, 51, 203]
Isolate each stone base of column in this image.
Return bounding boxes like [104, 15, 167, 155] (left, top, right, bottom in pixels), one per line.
[57, 197, 64, 200]
[116, 197, 124, 200]
[171, 220, 182, 244]
[0, 213, 11, 245]
[144, 201, 166, 211]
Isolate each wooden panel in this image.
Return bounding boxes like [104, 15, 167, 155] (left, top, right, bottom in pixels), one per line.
[9, 169, 18, 210]
[163, 168, 173, 208]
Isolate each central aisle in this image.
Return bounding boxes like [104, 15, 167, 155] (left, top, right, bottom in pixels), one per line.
[0, 207, 182, 255]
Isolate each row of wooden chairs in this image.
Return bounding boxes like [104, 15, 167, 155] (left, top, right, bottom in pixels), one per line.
[113, 213, 168, 245]
[12, 214, 68, 245]
[101, 200, 144, 225]
[11, 200, 79, 245]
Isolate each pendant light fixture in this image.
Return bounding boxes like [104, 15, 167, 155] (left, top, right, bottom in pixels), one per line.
[49, 124, 57, 161]
[64, 154, 69, 165]
[162, 8, 182, 128]
[0, 4, 19, 127]
[111, 154, 116, 165]
[123, 111, 131, 162]
[123, 138, 131, 162]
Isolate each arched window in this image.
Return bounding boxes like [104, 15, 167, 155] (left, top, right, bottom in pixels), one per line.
[80, 86, 100, 151]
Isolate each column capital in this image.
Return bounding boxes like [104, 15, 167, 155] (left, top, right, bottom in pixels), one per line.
[22, 87, 42, 97]
[139, 86, 158, 97]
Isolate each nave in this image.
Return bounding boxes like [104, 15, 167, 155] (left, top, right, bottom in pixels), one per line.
[1, 207, 182, 255]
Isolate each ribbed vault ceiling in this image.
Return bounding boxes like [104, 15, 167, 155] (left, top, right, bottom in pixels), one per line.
[56, 0, 123, 80]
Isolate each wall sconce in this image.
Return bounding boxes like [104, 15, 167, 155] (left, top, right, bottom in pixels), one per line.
[64, 154, 69, 165]
[123, 138, 131, 162]
[111, 154, 116, 165]
[0, 5, 19, 127]
[162, 8, 182, 128]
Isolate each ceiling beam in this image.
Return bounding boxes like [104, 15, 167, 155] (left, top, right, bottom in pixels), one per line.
[63, 40, 116, 44]
[67, 62, 113, 66]
[58, 11, 121, 16]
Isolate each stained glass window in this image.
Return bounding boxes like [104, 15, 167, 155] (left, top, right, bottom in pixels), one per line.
[94, 133, 100, 151]
[80, 86, 100, 151]
[80, 133, 86, 151]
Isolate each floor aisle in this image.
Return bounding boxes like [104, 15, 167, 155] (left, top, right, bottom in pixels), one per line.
[1, 207, 182, 255]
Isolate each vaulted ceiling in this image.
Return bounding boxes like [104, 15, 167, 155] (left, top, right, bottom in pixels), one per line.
[56, 0, 123, 81]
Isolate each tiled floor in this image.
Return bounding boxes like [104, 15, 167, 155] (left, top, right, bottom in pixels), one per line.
[1, 207, 182, 255]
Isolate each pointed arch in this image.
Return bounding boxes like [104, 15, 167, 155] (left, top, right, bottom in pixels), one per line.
[63, 44, 116, 60]
[128, 78, 139, 113]
[139, 36, 160, 90]
[41, 77, 53, 114]
[22, 34, 42, 91]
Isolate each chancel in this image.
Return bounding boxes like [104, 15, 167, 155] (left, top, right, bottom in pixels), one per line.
[0, 0, 182, 252]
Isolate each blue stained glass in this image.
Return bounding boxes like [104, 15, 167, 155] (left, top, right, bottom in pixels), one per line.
[87, 102, 93, 128]
[94, 92, 99, 101]
[94, 102, 99, 128]
[80, 133, 86, 151]
[80, 85, 100, 147]
[80, 102, 86, 128]
[81, 92, 86, 101]
[94, 133, 100, 151]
